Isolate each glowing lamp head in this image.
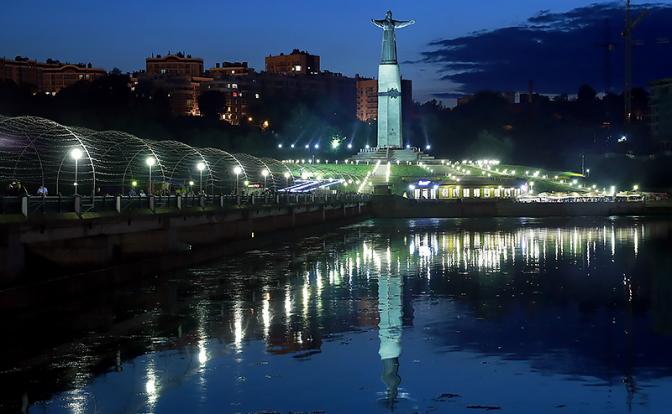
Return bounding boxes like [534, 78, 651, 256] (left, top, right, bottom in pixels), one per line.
[314, 143, 319, 149]
[633, 184, 640, 191]
[145, 156, 156, 167]
[283, 172, 290, 179]
[277, 143, 283, 149]
[347, 143, 353, 149]
[426, 144, 431, 150]
[70, 147, 83, 161]
[233, 166, 242, 175]
[131, 180, 138, 188]
[365, 144, 370, 149]
[189, 180, 194, 186]
[261, 168, 269, 177]
[196, 161, 206, 171]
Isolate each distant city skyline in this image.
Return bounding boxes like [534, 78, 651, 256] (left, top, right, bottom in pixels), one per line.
[2, 0, 672, 104]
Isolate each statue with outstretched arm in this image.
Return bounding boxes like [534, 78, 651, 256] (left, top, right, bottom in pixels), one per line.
[372, 10, 415, 64]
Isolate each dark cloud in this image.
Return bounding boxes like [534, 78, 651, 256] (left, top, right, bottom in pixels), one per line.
[417, 2, 672, 94]
[429, 92, 466, 100]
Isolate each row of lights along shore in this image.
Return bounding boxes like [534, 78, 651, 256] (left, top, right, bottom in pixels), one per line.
[66, 148, 291, 195]
[66, 148, 640, 196]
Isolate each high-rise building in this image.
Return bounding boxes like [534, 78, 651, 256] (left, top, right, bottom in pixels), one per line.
[356, 78, 412, 123]
[146, 53, 203, 77]
[209, 61, 253, 77]
[141, 53, 209, 116]
[0, 57, 106, 94]
[265, 49, 320, 75]
[650, 78, 672, 149]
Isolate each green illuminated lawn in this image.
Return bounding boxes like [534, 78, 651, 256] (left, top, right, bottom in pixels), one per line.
[283, 160, 601, 194]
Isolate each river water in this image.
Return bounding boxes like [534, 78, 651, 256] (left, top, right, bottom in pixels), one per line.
[2, 217, 672, 413]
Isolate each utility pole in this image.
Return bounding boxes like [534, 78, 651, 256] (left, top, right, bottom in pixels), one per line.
[602, 19, 614, 94]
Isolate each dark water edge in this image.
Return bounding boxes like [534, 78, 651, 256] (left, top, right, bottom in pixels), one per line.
[1, 216, 672, 413]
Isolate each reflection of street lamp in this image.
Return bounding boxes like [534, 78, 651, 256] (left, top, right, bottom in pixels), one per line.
[261, 168, 269, 188]
[70, 148, 83, 195]
[196, 161, 206, 193]
[283, 171, 290, 187]
[145, 156, 156, 194]
[233, 165, 242, 194]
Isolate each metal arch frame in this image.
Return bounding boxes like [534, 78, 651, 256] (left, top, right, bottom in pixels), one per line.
[232, 153, 268, 185]
[199, 147, 246, 194]
[154, 140, 212, 189]
[261, 157, 295, 188]
[0, 115, 366, 196]
[0, 116, 46, 190]
[118, 137, 168, 193]
[49, 119, 98, 197]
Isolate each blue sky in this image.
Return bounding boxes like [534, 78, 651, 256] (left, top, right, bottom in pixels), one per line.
[2, 1, 671, 102]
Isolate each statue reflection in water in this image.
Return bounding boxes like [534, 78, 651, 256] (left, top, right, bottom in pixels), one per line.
[378, 273, 403, 408]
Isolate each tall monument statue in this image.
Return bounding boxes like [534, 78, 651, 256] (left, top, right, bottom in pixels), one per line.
[372, 11, 414, 149]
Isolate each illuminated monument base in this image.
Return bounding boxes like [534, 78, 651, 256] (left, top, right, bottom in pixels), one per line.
[351, 146, 434, 162]
[350, 11, 433, 163]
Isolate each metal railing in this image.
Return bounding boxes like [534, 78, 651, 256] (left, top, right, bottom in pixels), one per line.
[0, 193, 371, 217]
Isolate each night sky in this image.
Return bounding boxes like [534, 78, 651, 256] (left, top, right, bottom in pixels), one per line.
[2, 0, 672, 103]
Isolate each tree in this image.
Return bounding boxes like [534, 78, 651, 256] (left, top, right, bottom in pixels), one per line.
[577, 84, 597, 103]
[197, 90, 226, 119]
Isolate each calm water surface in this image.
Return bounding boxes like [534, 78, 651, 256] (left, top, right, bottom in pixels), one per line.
[2, 217, 672, 413]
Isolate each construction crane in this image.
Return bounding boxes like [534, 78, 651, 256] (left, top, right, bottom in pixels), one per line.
[622, 0, 649, 126]
[597, 19, 615, 95]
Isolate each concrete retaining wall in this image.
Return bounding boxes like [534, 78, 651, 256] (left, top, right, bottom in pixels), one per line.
[0, 203, 367, 286]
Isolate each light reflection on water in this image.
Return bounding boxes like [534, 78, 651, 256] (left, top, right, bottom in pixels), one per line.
[2, 217, 672, 413]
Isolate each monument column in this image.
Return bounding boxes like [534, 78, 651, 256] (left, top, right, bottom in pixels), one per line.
[372, 11, 414, 149]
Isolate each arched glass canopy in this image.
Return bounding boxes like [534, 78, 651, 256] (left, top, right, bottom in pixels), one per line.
[0, 116, 291, 195]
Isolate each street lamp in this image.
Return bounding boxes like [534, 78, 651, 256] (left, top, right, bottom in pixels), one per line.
[145, 156, 156, 195]
[283, 171, 290, 187]
[233, 165, 242, 194]
[261, 168, 269, 188]
[196, 161, 206, 193]
[70, 147, 83, 195]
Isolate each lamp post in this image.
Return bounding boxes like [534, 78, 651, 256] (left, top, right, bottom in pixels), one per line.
[283, 171, 290, 187]
[146, 156, 156, 195]
[196, 161, 206, 194]
[261, 168, 269, 188]
[70, 148, 83, 195]
[233, 165, 242, 194]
